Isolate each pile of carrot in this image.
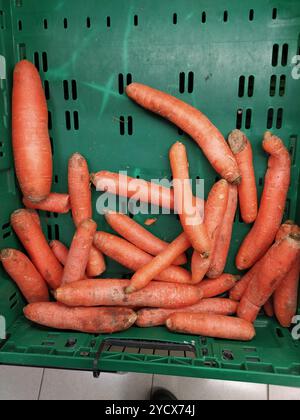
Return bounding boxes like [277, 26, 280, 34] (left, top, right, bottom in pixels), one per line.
[1, 61, 298, 340]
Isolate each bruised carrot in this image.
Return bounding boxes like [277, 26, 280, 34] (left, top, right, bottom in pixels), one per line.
[228, 130, 257, 224]
[126, 83, 241, 184]
[166, 313, 255, 341]
[238, 234, 300, 322]
[136, 299, 238, 327]
[197, 274, 239, 298]
[276, 220, 299, 242]
[55, 280, 203, 309]
[11, 209, 63, 289]
[12, 60, 52, 203]
[170, 142, 211, 257]
[94, 232, 191, 285]
[105, 211, 186, 265]
[23, 193, 70, 214]
[264, 297, 274, 317]
[62, 219, 97, 284]
[24, 303, 137, 334]
[236, 132, 291, 270]
[1, 249, 49, 303]
[207, 185, 238, 278]
[50, 240, 69, 266]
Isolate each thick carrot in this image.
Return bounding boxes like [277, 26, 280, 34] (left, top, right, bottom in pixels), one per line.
[23, 193, 70, 214]
[105, 211, 186, 265]
[50, 240, 69, 266]
[11, 209, 63, 289]
[237, 234, 300, 322]
[24, 303, 137, 334]
[62, 219, 97, 284]
[197, 274, 239, 298]
[126, 83, 241, 184]
[169, 142, 211, 257]
[207, 185, 238, 278]
[1, 249, 49, 303]
[228, 130, 257, 224]
[236, 132, 291, 270]
[264, 297, 274, 317]
[166, 313, 255, 341]
[55, 280, 203, 309]
[192, 179, 229, 283]
[136, 299, 238, 327]
[12, 60, 52, 203]
[94, 232, 191, 285]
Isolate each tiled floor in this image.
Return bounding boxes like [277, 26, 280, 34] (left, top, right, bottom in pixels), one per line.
[1, 366, 300, 400]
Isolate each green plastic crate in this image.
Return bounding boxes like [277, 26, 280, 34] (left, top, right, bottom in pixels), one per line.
[0, 0, 300, 387]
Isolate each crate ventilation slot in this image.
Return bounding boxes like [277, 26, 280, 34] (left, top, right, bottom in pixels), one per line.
[44, 81, 50, 100]
[63, 18, 68, 29]
[18, 19, 22, 31]
[118, 73, 132, 95]
[86, 17, 91, 28]
[238, 75, 255, 97]
[107, 16, 111, 28]
[289, 135, 298, 165]
[236, 108, 252, 130]
[18, 43, 26, 60]
[119, 116, 133, 136]
[0, 141, 4, 158]
[63, 80, 78, 101]
[2, 222, 11, 240]
[65, 111, 79, 131]
[201, 12, 207, 24]
[179, 72, 194, 94]
[223, 11, 228, 23]
[267, 108, 283, 129]
[43, 19, 48, 30]
[173, 13, 178, 25]
[249, 9, 254, 21]
[272, 44, 289, 67]
[134, 15, 138, 26]
[272, 8, 278, 20]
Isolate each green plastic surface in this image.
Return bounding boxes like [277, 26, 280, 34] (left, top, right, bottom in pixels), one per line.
[0, 0, 300, 387]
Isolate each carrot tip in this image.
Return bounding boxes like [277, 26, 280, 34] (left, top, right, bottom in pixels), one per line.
[232, 176, 242, 186]
[125, 286, 136, 295]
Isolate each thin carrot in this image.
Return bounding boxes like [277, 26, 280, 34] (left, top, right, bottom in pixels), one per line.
[264, 297, 274, 318]
[55, 280, 203, 309]
[144, 218, 157, 226]
[236, 132, 291, 270]
[136, 299, 238, 327]
[197, 274, 239, 298]
[126, 83, 241, 184]
[23, 193, 71, 214]
[94, 232, 192, 285]
[24, 303, 137, 334]
[86, 246, 106, 278]
[228, 130, 257, 224]
[166, 313, 255, 341]
[11, 209, 63, 289]
[62, 219, 97, 284]
[207, 184, 238, 278]
[50, 240, 69, 266]
[12, 60, 52, 203]
[1, 249, 49, 303]
[105, 211, 186, 265]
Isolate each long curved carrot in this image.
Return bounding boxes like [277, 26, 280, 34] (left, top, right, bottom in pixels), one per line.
[1, 249, 49, 303]
[12, 60, 52, 203]
[55, 280, 203, 309]
[237, 234, 300, 322]
[94, 232, 191, 285]
[23, 193, 71, 214]
[207, 184, 238, 278]
[192, 179, 229, 283]
[170, 142, 211, 257]
[228, 130, 257, 224]
[50, 240, 69, 266]
[105, 211, 186, 265]
[62, 219, 97, 284]
[197, 274, 239, 298]
[136, 299, 238, 327]
[24, 303, 137, 334]
[236, 132, 291, 270]
[166, 313, 255, 341]
[11, 209, 63, 289]
[126, 83, 241, 184]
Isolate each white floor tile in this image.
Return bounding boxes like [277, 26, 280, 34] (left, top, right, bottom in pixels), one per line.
[269, 385, 300, 400]
[153, 375, 267, 400]
[39, 369, 153, 400]
[0, 365, 44, 400]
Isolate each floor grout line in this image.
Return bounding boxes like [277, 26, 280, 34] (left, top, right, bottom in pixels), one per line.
[37, 368, 45, 401]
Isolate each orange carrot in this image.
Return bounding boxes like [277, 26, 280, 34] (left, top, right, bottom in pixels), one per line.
[192, 179, 229, 283]
[207, 185, 238, 278]
[50, 240, 69, 266]
[238, 234, 300, 322]
[94, 231, 191, 285]
[228, 130, 257, 224]
[264, 297, 274, 317]
[236, 132, 291, 270]
[1, 249, 49, 303]
[136, 299, 238, 327]
[126, 83, 241, 183]
[55, 280, 203, 309]
[86, 246, 106, 278]
[24, 303, 137, 334]
[23, 193, 70, 214]
[11, 209, 63, 289]
[166, 313, 255, 341]
[12, 60, 52, 203]
[229, 264, 259, 302]
[62, 219, 97, 284]
[169, 142, 211, 257]
[144, 218, 157, 226]
[197, 274, 239, 298]
[27, 209, 41, 227]
[105, 211, 186, 265]
[276, 220, 299, 242]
